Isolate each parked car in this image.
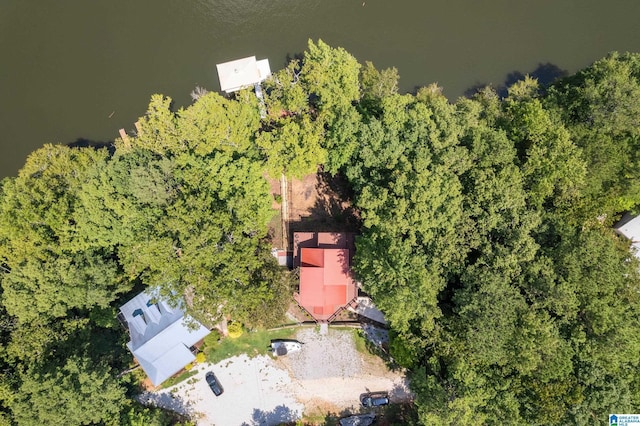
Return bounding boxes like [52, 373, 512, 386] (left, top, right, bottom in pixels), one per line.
[339, 413, 376, 426]
[268, 339, 304, 356]
[206, 371, 224, 396]
[360, 392, 389, 407]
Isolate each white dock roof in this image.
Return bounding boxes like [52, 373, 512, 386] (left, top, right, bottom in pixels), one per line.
[216, 56, 271, 93]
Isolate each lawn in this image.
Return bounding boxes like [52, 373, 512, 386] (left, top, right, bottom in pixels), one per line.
[159, 369, 198, 389]
[351, 328, 369, 354]
[205, 327, 298, 364]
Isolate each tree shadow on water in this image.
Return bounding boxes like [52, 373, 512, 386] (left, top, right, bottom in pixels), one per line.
[284, 52, 304, 68]
[241, 404, 300, 426]
[464, 62, 568, 98]
[67, 137, 115, 155]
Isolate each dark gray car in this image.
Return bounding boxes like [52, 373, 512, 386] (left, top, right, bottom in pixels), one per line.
[339, 413, 376, 426]
[206, 371, 224, 396]
[360, 392, 389, 407]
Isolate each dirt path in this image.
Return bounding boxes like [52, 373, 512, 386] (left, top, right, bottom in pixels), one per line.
[280, 173, 289, 250]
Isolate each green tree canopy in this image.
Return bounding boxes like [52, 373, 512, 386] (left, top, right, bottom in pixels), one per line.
[546, 52, 640, 217]
[0, 145, 129, 325]
[8, 357, 127, 426]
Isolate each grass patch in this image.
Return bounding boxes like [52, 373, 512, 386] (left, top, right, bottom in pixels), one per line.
[159, 369, 198, 389]
[348, 327, 394, 367]
[206, 328, 297, 364]
[267, 210, 283, 248]
[302, 410, 334, 425]
[352, 328, 370, 355]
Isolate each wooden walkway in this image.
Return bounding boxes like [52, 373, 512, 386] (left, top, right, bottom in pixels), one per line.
[280, 173, 289, 251]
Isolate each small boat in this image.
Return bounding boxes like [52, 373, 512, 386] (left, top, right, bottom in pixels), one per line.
[268, 339, 303, 356]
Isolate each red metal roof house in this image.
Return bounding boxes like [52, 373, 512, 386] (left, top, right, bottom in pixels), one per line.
[293, 232, 357, 322]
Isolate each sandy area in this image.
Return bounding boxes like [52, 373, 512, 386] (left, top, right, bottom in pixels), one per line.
[288, 173, 358, 230]
[141, 354, 303, 425]
[141, 328, 411, 426]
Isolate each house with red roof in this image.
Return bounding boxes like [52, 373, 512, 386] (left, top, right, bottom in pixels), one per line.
[293, 232, 358, 322]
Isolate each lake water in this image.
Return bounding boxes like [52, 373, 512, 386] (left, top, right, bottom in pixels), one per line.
[2, 0, 640, 177]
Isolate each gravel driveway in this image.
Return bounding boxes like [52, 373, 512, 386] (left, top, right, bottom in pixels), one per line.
[280, 328, 411, 413]
[142, 327, 411, 425]
[141, 354, 303, 425]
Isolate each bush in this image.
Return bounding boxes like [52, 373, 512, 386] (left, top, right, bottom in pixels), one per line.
[202, 330, 221, 356]
[227, 322, 243, 339]
[184, 363, 193, 371]
[195, 352, 206, 364]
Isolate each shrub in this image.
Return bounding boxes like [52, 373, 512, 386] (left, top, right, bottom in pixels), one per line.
[227, 322, 243, 339]
[195, 352, 206, 364]
[184, 363, 193, 371]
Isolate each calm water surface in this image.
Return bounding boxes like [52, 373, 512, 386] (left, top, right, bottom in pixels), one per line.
[1, 0, 640, 177]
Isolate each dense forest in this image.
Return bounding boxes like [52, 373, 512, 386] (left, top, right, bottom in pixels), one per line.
[1, 40, 640, 425]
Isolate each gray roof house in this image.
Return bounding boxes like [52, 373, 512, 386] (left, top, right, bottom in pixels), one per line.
[615, 213, 640, 261]
[119, 289, 210, 386]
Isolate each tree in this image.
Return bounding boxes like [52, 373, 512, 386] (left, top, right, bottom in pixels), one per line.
[0, 145, 106, 261]
[115, 147, 275, 323]
[348, 91, 470, 359]
[231, 249, 293, 329]
[502, 77, 586, 211]
[75, 148, 176, 250]
[178, 91, 260, 157]
[75, 93, 288, 325]
[121, 403, 192, 426]
[301, 39, 363, 172]
[262, 60, 309, 118]
[360, 61, 399, 103]
[255, 115, 326, 178]
[344, 72, 640, 424]
[301, 39, 361, 119]
[545, 52, 640, 218]
[0, 145, 130, 325]
[131, 94, 181, 154]
[547, 228, 640, 423]
[2, 251, 121, 324]
[8, 357, 127, 426]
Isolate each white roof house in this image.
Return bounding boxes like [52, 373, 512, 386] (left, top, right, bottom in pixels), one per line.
[216, 56, 271, 93]
[615, 213, 640, 260]
[119, 289, 210, 386]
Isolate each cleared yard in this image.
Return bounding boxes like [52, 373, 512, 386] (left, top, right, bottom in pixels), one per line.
[141, 327, 411, 425]
[267, 171, 360, 251]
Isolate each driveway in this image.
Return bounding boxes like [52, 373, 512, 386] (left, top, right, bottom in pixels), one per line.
[141, 327, 411, 425]
[141, 354, 303, 425]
